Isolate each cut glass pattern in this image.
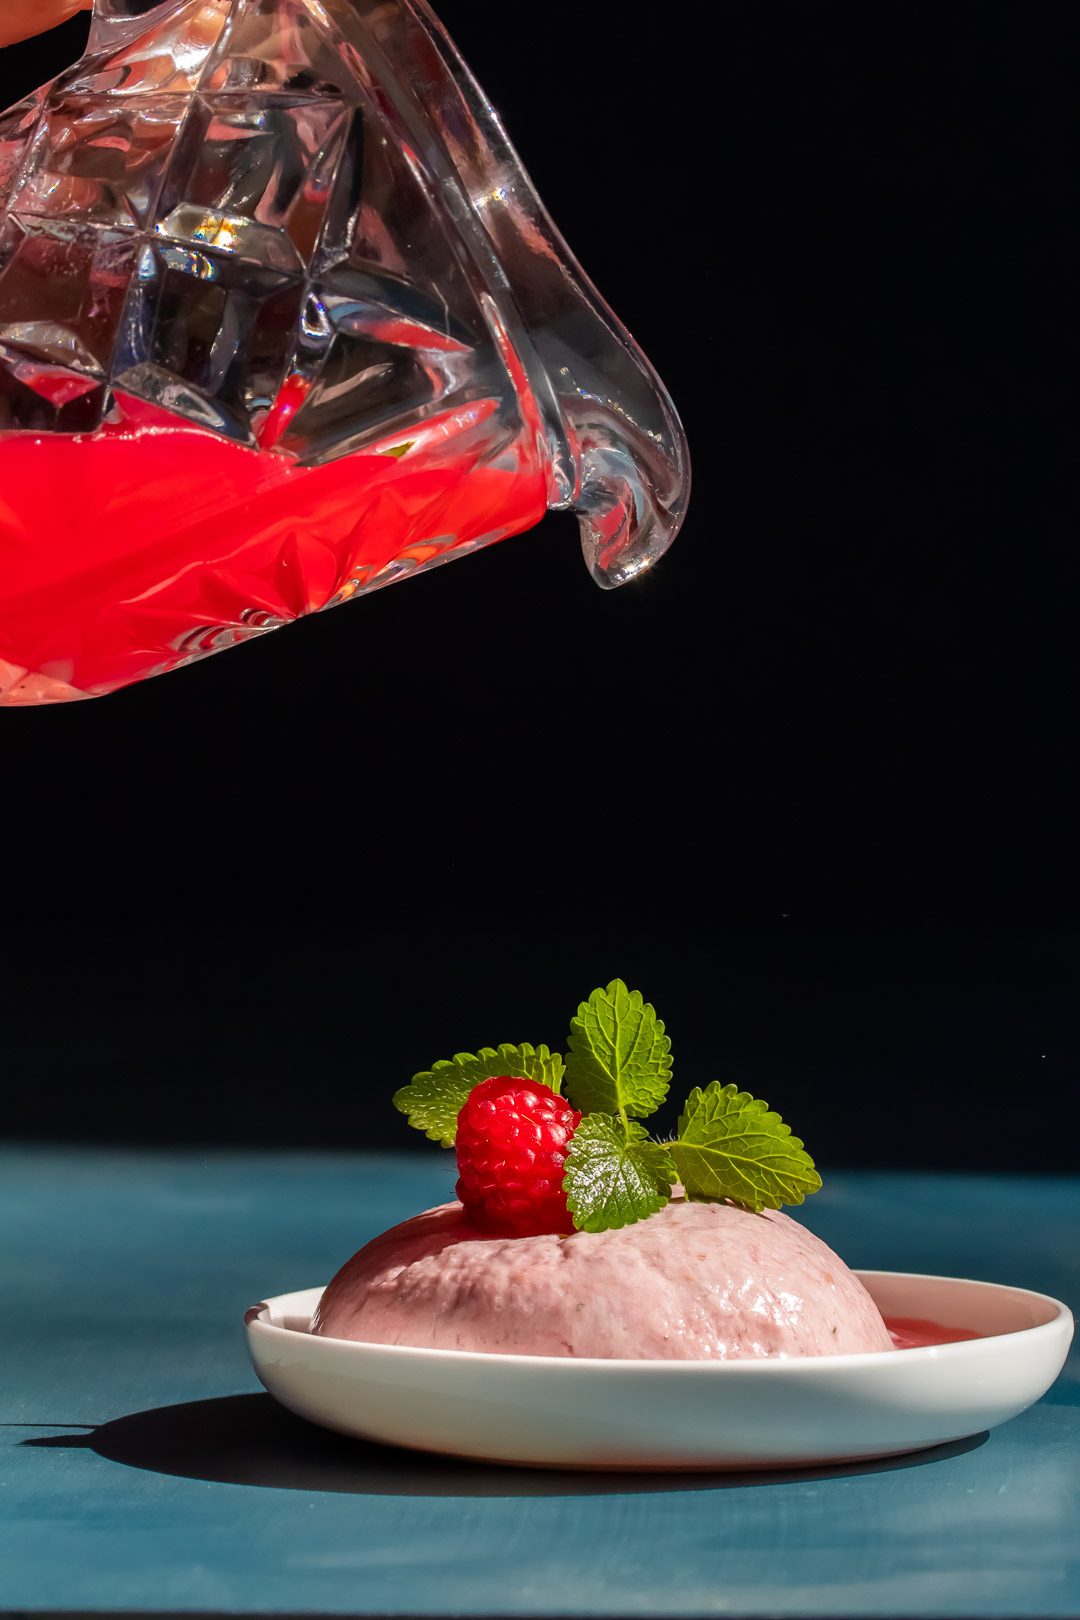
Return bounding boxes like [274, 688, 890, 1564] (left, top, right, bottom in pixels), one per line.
[0, 90, 49, 213]
[19, 93, 187, 226]
[61, 0, 233, 96]
[0, 214, 139, 374]
[0, 0, 689, 703]
[156, 94, 350, 269]
[201, 0, 367, 97]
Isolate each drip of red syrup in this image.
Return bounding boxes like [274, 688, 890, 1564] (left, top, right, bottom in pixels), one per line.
[884, 1315, 984, 1350]
[0, 392, 547, 702]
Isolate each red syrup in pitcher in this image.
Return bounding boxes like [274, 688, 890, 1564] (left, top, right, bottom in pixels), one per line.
[0, 391, 546, 702]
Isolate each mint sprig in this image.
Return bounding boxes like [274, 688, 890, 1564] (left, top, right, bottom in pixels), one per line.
[563, 1116, 675, 1233]
[394, 1043, 564, 1146]
[564, 979, 672, 1121]
[671, 1082, 823, 1212]
[395, 981, 822, 1232]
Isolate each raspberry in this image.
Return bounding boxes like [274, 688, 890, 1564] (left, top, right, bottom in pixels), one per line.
[455, 1076, 582, 1235]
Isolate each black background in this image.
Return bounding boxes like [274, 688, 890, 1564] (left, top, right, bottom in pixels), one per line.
[1, 3, 1077, 1167]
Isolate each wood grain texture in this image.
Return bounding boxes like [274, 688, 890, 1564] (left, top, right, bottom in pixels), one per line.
[1, 1148, 1077, 1617]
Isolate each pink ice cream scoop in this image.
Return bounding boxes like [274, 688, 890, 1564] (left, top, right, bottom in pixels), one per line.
[312, 1197, 894, 1359]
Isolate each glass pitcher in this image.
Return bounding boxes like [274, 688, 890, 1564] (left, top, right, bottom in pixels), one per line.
[0, 0, 689, 703]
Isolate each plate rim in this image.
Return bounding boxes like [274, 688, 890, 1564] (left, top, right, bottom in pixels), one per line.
[245, 1269, 1074, 1373]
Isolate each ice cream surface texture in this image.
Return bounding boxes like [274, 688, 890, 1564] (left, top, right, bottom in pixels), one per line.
[312, 1197, 893, 1359]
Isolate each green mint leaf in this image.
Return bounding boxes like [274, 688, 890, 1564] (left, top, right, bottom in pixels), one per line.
[563, 1114, 676, 1233]
[393, 1044, 564, 1146]
[671, 1082, 822, 1212]
[564, 979, 672, 1121]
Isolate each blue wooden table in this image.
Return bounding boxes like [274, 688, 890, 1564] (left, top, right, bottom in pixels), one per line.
[2, 1148, 1077, 1618]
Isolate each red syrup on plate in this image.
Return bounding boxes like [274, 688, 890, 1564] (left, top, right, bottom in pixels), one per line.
[884, 1316, 984, 1350]
[0, 391, 547, 702]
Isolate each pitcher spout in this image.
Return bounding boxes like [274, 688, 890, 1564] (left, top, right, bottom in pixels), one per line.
[324, 0, 690, 588]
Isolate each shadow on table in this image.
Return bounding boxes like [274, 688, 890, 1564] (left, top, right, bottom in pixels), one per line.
[21, 1394, 987, 1496]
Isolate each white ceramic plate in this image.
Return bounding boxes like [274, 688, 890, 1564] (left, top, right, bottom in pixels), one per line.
[244, 1271, 1073, 1470]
